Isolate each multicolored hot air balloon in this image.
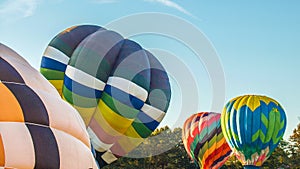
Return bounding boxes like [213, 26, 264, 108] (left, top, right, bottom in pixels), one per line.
[182, 112, 232, 169]
[221, 95, 287, 169]
[40, 25, 171, 166]
[0, 43, 98, 169]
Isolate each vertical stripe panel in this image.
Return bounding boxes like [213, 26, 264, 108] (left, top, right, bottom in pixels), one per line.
[0, 58, 24, 83]
[0, 123, 35, 169]
[0, 83, 24, 122]
[26, 124, 60, 169]
[4, 83, 49, 126]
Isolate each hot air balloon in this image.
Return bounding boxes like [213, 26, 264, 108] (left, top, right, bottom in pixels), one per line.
[182, 112, 232, 169]
[40, 25, 171, 166]
[221, 95, 287, 169]
[0, 43, 98, 169]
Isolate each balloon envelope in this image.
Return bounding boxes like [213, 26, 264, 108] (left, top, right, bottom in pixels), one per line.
[0, 43, 98, 169]
[221, 95, 287, 168]
[40, 25, 171, 166]
[182, 112, 232, 169]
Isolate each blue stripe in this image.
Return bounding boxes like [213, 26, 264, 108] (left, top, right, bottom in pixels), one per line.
[64, 75, 102, 98]
[252, 105, 261, 147]
[104, 85, 144, 110]
[260, 102, 269, 150]
[237, 105, 246, 145]
[137, 111, 159, 131]
[40, 57, 67, 72]
[244, 105, 253, 145]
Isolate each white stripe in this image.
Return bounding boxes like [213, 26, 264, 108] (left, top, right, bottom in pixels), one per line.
[65, 66, 106, 91]
[43, 46, 70, 64]
[141, 104, 166, 122]
[107, 76, 148, 101]
[87, 127, 113, 152]
[101, 151, 118, 164]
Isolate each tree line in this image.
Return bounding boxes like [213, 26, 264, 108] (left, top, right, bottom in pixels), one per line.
[103, 123, 300, 169]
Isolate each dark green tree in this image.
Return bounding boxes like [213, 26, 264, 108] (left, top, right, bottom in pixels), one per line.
[289, 123, 300, 169]
[262, 139, 291, 168]
[104, 126, 197, 169]
[102, 125, 300, 169]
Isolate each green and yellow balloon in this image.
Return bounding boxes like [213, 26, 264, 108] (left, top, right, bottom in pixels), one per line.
[221, 95, 287, 169]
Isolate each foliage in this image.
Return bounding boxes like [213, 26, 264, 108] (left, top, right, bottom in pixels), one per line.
[103, 124, 300, 169]
[288, 123, 300, 169]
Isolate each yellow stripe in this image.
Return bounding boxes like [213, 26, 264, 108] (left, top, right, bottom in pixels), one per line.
[201, 137, 226, 165]
[92, 107, 123, 137]
[124, 126, 142, 138]
[0, 83, 24, 122]
[72, 105, 96, 126]
[62, 94, 97, 127]
[98, 100, 134, 134]
[258, 95, 278, 105]
[232, 95, 279, 112]
[116, 134, 143, 153]
[49, 80, 63, 96]
[233, 95, 260, 112]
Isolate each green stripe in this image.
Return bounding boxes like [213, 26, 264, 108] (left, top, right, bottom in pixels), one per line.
[196, 134, 218, 161]
[40, 68, 65, 80]
[101, 92, 139, 119]
[208, 134, 217, 148]
[197, 141, 207, 160]
[62, 86, 99, 108]
[216, 132, 224, 142]
[252, 130, 260, 142]
[190, 138, 199, 157]
[259, 129, 266, 143]
[49, 40, 73, 57]
[131, 120, 152, 138]
[261, 113, 268, 128]
[265, 108, 275, 143]
[272, 108, 281, 144]
[273, 120, 285, 144]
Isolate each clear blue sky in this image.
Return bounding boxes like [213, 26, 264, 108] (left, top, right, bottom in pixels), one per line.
[1, 0, 299, 140]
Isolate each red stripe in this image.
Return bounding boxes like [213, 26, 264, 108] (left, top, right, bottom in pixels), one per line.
[204, 143, 231, 168]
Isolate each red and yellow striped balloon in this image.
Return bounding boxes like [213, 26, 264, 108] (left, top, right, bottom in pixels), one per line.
[182, 112, 232, 169]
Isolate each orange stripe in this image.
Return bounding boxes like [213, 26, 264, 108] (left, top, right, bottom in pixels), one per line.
[0, 134, 5, 166]
[206, 144, 231, 167]
[0, 83, 24, 122]
[201, 138, 227, 166]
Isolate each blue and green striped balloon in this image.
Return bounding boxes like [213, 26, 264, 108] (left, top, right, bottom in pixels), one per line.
[40, 25, 171, 167]
[220, 95, 287, 169]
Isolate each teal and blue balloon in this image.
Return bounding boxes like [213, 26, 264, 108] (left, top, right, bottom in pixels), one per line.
[221, 95, 287, 169]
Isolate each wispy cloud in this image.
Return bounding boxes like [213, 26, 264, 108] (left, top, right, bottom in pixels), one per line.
[0, 0, 38, 17]
[0, 0, 38, 21]
[145, 0, 193, 17]
[91, 0, 118, 4]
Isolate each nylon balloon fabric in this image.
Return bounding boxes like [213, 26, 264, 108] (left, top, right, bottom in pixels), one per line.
[221, 95, 287, 168]
[40, 25, 171, 166]
[0, 43, 98, 169]
[182, 112, 232, 169]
